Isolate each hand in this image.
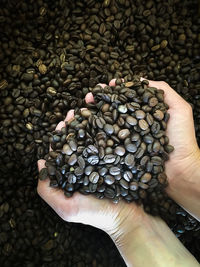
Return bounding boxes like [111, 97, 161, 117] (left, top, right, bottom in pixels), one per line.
[142, 79, 200, 220]
[37, 80, 146, 237]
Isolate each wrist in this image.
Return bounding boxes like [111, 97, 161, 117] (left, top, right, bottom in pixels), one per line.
[166, 148, 200, 220]
[108, 211, 199, 267]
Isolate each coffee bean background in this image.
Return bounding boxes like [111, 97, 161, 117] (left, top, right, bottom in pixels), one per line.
[0, 0, 200, 265]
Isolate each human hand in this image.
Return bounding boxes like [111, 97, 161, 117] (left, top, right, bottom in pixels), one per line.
[142, 79, 200, 220]
[37, 80, 146, 238]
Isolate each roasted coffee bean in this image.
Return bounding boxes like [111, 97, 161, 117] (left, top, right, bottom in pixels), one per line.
[47, 165, 56, 176]
[104, 154, 116, 163]
[104, 124, 114, 135]
[140, 173, 152, 183]
[125, 143, 137, 153]
[130, 181, 139, 191]
[124, 154, 135, 167]
[39, 168, 48, 180]
[119, 179, 129, 189]
[139, 119, 149, 130]
[87, 155, 99, 165]
[104, 175, 115, 185]
[89, 172, 99, 184]
[123, 171, 133, 182]
[63, 144, 73, 155]
[126, 116, 137, 126]
[153, 110, 164, 121]
[68, 154, 77, 166]
[118, 129, 130, 139]
[135, 110, 146, 119]
[109, 166, 121, 176]
[114, 146, 126, 156]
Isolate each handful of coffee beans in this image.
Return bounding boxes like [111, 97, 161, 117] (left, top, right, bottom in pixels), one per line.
[39, 77, 174, 214]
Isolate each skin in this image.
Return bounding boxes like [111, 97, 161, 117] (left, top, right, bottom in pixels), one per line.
[37, 79, 200, 267]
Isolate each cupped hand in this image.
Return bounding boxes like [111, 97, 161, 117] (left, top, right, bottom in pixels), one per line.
[142, 79, 200, 220]
[37, 80, 147, 242]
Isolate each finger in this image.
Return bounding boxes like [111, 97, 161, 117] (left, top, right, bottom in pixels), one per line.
[109, 78, 124, 87]
[37, 159, 46, 171]
[64, 109, 74, 122]
[85, 92, 95, 103]
[97, 83, 107, 88]
[55, 121, 65, 131]
[140, 78, 185, 109]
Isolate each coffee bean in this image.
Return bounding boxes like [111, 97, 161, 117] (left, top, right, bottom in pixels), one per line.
[104, 154, 116, 163]
[124, 154, 135, 167]
[135, 110, 146, 119]
[119, 179, 129, 189]
[69, 140, 77, 152]
[126, 115, 137, 126]
[47, 165, 56, 176]
[140, 173, 152, 183]
[87, 155, 99, 165]
[153, 110, 164, 120]
[130, 182, 139, 191]
[118, 105, 127, 113]
[104, 124, 114, 135]
[125, 143, 137, 153]
[104, 175, 115, 185]
[148, 97, 158, 107]
[139, 119, 149, 130]
[118, 129, 130, 139]
[89, 172, 99, 184]
[123, 171, 133, 182]
[39, 168, 48, 180]
[114, 146, 126, 156]
[68, 154, 77, 166]
[109, 167, 121, 176]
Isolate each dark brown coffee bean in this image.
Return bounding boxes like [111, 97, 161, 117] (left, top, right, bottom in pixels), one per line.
[87, 155, 99, 165]
[69, 140, 77, 151]
[68, 154, 77, 166]
[104, 175, 115, 185]
[114, 146, 126, 156]
[124, 154, 135, 167]
[104, 154, 116, 163]
[148, 97, 158, 107]
[139, 119, 149, 130]
[130, 182, 139, 191]
[158, 173, 167, 184]
[135, 110, 146, 119]
[39, 168, 48, 180]
[99, 167, 108, 176]
[87, 145, 98, 154]
[151, 156, 162, 165]
[146, 113, 154, 126]
[119, 179, 129, 189]
[126, 116, 137, 126]
[109, 166, 121, 175]
[63, 144, 73, 155]
[47, 165, 56, 176]
[104, 124, 114, 135]
[68, 174, 77, 184]
[123, 171, 133, 182]
[153, 110, 164, 120]
[164, 145, 174, 153]
[77, 156, 85, 169]
[140, 173, 152, 183]
[139, 182, 149, 189]
[89, 172, 99, 184]
[125, 143, 137, 153]
[118, 129, 130, 139]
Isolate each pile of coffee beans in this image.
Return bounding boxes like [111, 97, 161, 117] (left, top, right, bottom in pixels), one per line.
[0, 0, 200, 265]
[39, 78, 174, 215]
